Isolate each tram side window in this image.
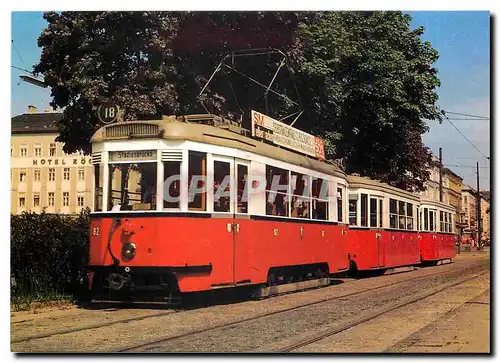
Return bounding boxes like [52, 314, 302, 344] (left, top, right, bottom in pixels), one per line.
[266, 165, 289, 217]
[406, 203, 413, 230]
[378, 199, 383, 228]
[398, 201, 406, 229]
[429, 210, 435, 232]
[349, 194, 358, 225]
[94, 164, 104, 211]
[213, 160, 231, 212]
[423, 208, 429, 231]
[237, 164, 248, 213]
[164, 161, 181, 209]
[291, 172, 310, 219]
[369, 197, 377, 227]
[188, 151, 207, 211]
[108, 163, 157, 211]
[312, 177, 328, 220]
[389, 199, 397, 228]
[360, 194, 368, 227]
[337, 187, 343, 223]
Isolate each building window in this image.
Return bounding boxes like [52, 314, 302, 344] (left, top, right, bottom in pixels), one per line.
[78, 168, 85, 181]
[19, 170, 27, 182]
[77, 195, 85, 207]
[49, 143, 56, 156]
[34, 169, 41, 182]
[48, 192, 55, 207]
[33, 193, 40, 207]
[19, 195, 25, 208]
[63, 168, 70, 180]
[49, 168, 55, 181]
[20, 144, 27, 157]
[63, 192, 69, 207]
[34, 144, 42, 157]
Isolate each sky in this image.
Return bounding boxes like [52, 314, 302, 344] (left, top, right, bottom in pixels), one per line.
[10, 11, 491, 189]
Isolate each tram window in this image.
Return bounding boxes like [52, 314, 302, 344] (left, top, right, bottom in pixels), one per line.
[292, 172, 310, 219]
[440, 211, 444, 232]
[312, 177, 328, 220]
[213, 161, 231, 212]
[370, 198, 377, 227]
[163, 161, 181, 209]
[429, 210, 435, 232]
[349, 195, 357, 225]
[360, 194, 368, 227]
[389, 199, 397, 228]
[237, 164, 248, 213]
[398, 201, 406, 229]
[265, 165, 289, 217]
[188, 151, 206, 211]
[406, 203, 413, 230]
[94, 164, 104, 212]
[108, 162, 157, 211]
[423, 208, 429, 231]
[337, 188, 343, 222]
[378, 199, 383, 228]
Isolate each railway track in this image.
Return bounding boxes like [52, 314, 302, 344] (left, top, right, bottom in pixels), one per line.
[117, 262, 488, 353]
[275, 271, 488, 352]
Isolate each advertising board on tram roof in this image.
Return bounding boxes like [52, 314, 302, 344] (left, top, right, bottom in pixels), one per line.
[251, 110, 326, 160]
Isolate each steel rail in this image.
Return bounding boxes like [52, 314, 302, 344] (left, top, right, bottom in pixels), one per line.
[277, 271, 489, 352]
[117, 262, 487, 352]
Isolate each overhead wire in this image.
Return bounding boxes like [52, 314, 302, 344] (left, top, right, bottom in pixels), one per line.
[442, 113, 490, 161]
[442, 111, 490, 120]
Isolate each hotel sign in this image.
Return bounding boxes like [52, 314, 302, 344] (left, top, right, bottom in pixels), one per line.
[251, 110, 326, 160]
[32, 157, 92, 166]
[109, 150, 157, 162]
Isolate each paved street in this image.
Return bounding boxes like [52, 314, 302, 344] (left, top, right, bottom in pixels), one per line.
[11, 251, 489, 353]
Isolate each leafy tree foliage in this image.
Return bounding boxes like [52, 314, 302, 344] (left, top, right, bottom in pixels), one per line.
[34, 11, 441, 191]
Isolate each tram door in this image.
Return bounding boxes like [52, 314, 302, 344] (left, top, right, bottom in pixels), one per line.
[233, 159, 251, 284]
[371, 197, 385, 267]
[213, 156, 251, 285]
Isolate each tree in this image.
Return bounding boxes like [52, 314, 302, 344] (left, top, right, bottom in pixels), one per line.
[292, 12, 440, 191]
[34, 12, 182, 154]
[35, 11, 441, 191]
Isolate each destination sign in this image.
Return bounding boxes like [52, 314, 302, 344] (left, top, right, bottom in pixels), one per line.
[109, 150, 157, 162]
[251, 110, 325, 160]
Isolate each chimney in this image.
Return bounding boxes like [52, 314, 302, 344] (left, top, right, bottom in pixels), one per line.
[28, 105, 38, 114]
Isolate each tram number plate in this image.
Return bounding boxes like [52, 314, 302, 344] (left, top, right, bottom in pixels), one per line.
[92, 226, 100, 236]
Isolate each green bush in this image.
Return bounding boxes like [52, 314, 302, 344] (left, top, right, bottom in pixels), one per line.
[10, 208, 90, 304]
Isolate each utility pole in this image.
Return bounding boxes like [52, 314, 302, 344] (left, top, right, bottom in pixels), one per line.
[439, 147, 443, 202]
[476, 162, 481, 247]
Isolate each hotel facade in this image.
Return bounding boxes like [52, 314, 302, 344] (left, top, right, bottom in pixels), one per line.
[11, 107, 93, 215]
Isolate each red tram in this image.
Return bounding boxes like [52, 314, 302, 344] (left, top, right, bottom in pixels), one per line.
[87, 112, 457, 301]
[88, 114, 350, 300]
[418, 200, 457, 264]
[346, 175, 421, 274]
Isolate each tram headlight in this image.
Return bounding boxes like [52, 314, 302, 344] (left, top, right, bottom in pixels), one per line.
[121, 242, 136, 262]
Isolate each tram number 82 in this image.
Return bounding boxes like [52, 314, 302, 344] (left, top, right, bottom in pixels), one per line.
[92, 226, 100, 236]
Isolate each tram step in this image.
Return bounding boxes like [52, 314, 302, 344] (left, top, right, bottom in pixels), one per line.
[256, 277, 331, 299]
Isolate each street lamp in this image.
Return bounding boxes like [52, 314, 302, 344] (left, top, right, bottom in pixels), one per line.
[19, 75, 47, 88]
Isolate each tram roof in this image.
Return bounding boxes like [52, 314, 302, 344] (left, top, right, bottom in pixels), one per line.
[419, 198, 458, 212]
[346, 175, 420, 202]
[91, 116, 346, 179]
